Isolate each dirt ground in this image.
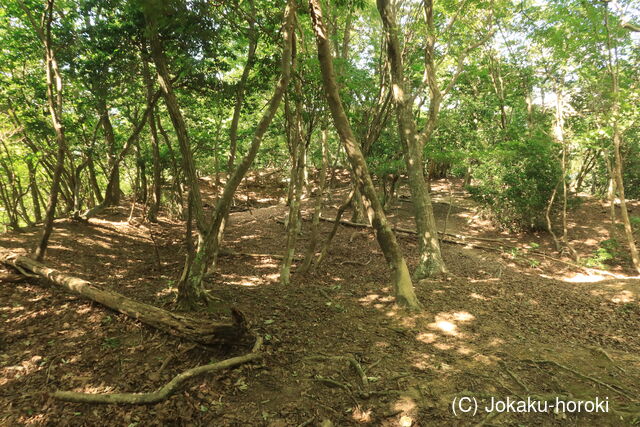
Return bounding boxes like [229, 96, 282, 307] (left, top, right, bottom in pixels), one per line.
[1, 172, 639, 426]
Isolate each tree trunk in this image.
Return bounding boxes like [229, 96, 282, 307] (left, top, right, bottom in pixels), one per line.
[87, 154, 104, 205]
[19, 0, 68, 262]
[0, 250, 245, 346]
[96, 95, 120, 206]
[142, 55, 162, 223]
[604, 4, 640, 273]
[300, 127, 328, 274]
[377, 0, 446, 279]
[612, 130, 640, 273]
[27, 158, 42, 223]
[280, 55, 306, 284]
[172, 0, 296, 308]
[228, 3, 258, 175]
[309, 0, 420, 309]
[145, 9, 206, 241]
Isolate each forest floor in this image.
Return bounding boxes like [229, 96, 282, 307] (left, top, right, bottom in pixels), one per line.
[1, 171, 640, 426]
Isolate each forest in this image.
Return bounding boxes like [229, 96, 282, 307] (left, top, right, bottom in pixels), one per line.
[0, 0, 639, 425]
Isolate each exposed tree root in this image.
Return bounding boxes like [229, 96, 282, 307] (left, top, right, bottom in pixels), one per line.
[522, 359, 638, 402]
[586, 346, 627, 374]
[305, 355, 369, 389]
[498, 360, 530, 393]
[53, 337, 263, 404]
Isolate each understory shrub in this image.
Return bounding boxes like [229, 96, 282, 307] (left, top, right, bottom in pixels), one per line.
[467, 133, 562, 231]
[584, 238, 621, 269]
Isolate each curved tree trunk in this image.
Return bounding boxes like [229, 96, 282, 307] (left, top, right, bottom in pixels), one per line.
[228, 2, 258, 175]
[18, 0, 68, 261]
[604, 5, 640, 274]
[309, 0, 420, 309]
[176, 0, 297, 308]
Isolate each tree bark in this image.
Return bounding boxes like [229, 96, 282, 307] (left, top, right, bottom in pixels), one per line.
[18, 0, 67, 261]
[604, 4, 640, 273]
[142, 54, 163, 222]
[27, 158, 42, 223]
[95, 94, 120, 206]
[377, 0, 447, 279]
[144, 6, 206, 241]
[280, 54, 306, 284]
[309, 0, 420, 309]
[228, 1, 258, 175]
[181, 0, 297, 304]
[300, 126, 329, 274]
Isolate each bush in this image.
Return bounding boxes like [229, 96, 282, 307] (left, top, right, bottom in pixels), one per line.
[584, 238, 621, 269]
[467, 133, 562, 232]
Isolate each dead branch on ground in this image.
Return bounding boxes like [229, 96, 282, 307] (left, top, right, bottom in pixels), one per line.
[53, 337, 263, 404]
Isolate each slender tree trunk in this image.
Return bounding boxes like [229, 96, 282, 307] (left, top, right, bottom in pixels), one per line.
[196, 0, 296, 276]
[96, 95, 120, 206]
[313, 190, 354, 270]
[300, 127, 328, 274]
[552, 78, 577, 259]
[377, 0, 446, 279]
[87, 154, 103, 205]
[144, 1, 206, 239]
[156, 114, 184, 210]
[18, 0, 67, 261]
[142, 55, 162, 222]
[309, 0, 420, 309]
[350, 181, 367, 223]
[144, 4, 209, 308]
[156, 0, 296, 308]
[605, 155, 617, 226]
[281, 50, 306, 284]
[228, 3, 258, 175]
[27, 158, 42, 222]
[604, 5, 640, 273]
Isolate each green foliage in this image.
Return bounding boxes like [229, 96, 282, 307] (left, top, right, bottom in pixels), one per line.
[102, 337, 121, 349]
[583, 238, 621, 269]
[623, 144, 640, 199]
[468, 132, 561, 231]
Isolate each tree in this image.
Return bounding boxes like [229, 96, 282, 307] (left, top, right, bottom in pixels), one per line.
[309, 0, 420, 310]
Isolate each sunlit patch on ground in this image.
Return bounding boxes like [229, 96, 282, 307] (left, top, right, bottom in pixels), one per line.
[351, 406, 372, 422]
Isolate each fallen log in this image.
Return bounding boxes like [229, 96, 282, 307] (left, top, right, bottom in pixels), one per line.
[0, 250, 245, 346]
[53, 337, 263, 404]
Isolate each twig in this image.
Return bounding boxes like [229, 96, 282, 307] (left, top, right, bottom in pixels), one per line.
[318, 288, 332, 301]
[306, 355, 369, 389]
[218, 248, 302, 261]
[340, 259, 371, 266]
[45, 356, 58, 386]
[296, 416, 315, 427]
[311, 376, 351, 391]
[155, 344, 197, 379]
